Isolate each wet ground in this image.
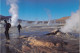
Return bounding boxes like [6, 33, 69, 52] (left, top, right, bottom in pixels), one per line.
[0, 27, 79, 53]
[0, 27, 53, 53]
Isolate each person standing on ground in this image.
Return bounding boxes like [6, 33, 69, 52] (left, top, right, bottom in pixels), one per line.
[17, 23, 22, 35]
[4, 20, 11, 40]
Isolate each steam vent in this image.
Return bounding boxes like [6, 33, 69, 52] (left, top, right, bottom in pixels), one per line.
[0, 0, 79, 53]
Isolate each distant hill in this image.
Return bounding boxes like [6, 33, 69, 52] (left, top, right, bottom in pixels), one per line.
[0, 15, 23, 21]
[56, 16, 70, 23]
[0, 15, 70, 23]
[0, 15, 11, 20]
[56, 16, 70, 21]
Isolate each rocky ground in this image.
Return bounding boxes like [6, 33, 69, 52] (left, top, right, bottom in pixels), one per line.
[0, 26, 79, 53]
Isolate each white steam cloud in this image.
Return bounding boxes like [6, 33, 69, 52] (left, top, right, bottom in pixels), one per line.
[60, 9, 80, 33]
[45, 9, 52, 25]
[7, 0, 18, 26]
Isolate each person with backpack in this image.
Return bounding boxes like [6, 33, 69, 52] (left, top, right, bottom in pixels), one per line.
[17, 23, 22, 35]
[4, 20, 11, 40]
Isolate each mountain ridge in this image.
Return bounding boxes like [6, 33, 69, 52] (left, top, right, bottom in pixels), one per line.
[0, 15, 70, 22]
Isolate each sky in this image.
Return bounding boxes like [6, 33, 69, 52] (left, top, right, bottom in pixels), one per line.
[0, 0, 79, 21]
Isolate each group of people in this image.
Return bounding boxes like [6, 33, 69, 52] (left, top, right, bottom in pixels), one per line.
[4, 20, 22, 41]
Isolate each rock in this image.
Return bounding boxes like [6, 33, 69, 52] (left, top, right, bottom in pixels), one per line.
[21, 36, 78, 53]
[19, 36, 26, 39]
[27, 37, 55, 48]
[22, 45, 31, 52]
[56, 43, 61, 47]
[51, 29, 58, 33]
[56, 32, 61, 35]
[46, 29, 61, 35]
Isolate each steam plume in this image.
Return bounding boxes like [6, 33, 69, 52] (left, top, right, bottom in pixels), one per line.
[45, 9, 52, 25]
[60, 10, 80, 33]
[7, 0, 18, 26]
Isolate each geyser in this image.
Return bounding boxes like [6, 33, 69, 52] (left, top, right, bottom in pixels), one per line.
[60, 9, 80, 33]
[7, 0, 18, 26]
[45, 9, 52, 25]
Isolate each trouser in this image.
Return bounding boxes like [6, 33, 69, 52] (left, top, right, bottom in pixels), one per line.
[18, 29, 20, 33]
[5, 30, 10, 40]
[18, 29, 20, 35]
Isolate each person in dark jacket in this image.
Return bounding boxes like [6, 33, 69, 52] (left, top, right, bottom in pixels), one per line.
[4, 20, 11, 40]
[17, 23, 22, 35]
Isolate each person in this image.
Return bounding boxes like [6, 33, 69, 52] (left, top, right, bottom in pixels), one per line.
[4, 20, 11, 40]
[17, 23, 22, 35]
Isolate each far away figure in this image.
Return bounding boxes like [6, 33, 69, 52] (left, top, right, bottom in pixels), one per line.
[17, 24, 22, 35]
[4, 20, 11, 40]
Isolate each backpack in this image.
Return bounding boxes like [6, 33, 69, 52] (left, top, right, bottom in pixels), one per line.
[7, 23, 11, 28]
